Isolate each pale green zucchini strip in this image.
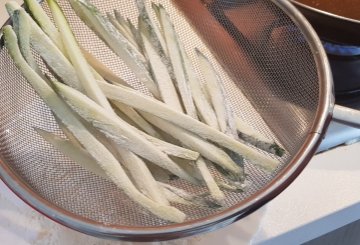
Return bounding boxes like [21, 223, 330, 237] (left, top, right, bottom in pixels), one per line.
[195, 49, 238, 137]
[196, 49, 228, 133]
[159, 182, 220, 209]
[158, 4, 197, 119]
[81, 49, 128, 86]
[142, 113, 244, 177]
[113, 10, 133, 37]
[98, 81, 279, 172]
[68, 0, 160, 98]
[107, 13, 138, 48]
[126, 18, 143, 51]
[180, 46, 219, 129]
[3, 26, 184, 223]
[35, 128, 173, 207]
[11, 8, 82, 90]
[54, 81, 197, 183]
[235, 117, 285, 157]
[24, 0, 66, 53]
[196, 157, 225, 204]
[135, 0, 169, 60]
[11, 9, 44, 78]
[54, 116, 83, 148]
[34, 128, 109, 179]
[47, 0, 113, 112]
[5, 1, 19, 17]
[112, 100, 161, 138]
[115, 146, 169, 205]
[141, 29, 183, 112]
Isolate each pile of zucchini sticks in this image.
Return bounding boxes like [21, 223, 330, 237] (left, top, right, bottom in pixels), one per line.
[2, 0, 285, 223]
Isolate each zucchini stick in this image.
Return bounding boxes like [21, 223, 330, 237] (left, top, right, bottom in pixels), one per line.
[151, 3, 162, 32]
[196, 49, 228, 134]
[109, 107, 200, 161]
[155, 36, 223, 201]
[81, 48, 128, 86]
[196, 157, 225, 204]
[161, 187, 194, 206]
[158, 4, 197, 119]
[113, 10, 132, 36]
[107, 13, 138, 49]
[34, 128, 109, 179]
[159, 182, 220, 209]
[14, 7, 82, 90]
[135, 0, 168, 60]
[11, 9, 44, 78]
[47, 0, 113, 112]
[179, 46, 219, 129]
[115, 146, 169, 205]
[54, 81, 197, 183]
[36, 128, 174, 205]
[3, 26, 185, 223]
[138, 132, 200, 161]
[4, 1, 19, 17]
[24, 0, 66, 54]
[98, 81, 279, 171]
[27, 23, 171, 157]
[23, 0, 118, 90]
[68, 0, 160, 98]
[54, 116, 83, 148]
[235, 117, 285, 157]
[216, 179, 249, 193]
[141, 29, 183, 112]
[112, 101, 161, 138]
[142, 113, 244, 177]
[127, 18, 143, 51]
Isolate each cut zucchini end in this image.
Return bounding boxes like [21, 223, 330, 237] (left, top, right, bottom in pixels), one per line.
[270, 144, 285, 157]
[5, 1, 21, 17]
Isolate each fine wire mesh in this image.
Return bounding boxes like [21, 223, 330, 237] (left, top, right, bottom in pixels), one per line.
[0, 0, 319, 229]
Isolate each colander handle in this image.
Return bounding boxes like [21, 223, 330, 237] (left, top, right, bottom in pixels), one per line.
[333, 105, 360, 128]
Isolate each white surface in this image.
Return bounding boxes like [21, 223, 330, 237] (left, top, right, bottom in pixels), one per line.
[317, 121, 360, 152]
[253, 142, 360, 245]
[0, 179, 265, 244]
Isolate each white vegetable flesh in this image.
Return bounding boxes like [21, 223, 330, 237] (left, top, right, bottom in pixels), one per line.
[68, 0, 160, 98]
[47, 0, 113, 112]
[141, 30, 183, 112]
[3, 26, 185, 223]
[54, 81, 197, 183]
[159, 5, 197, 119]
[98, 81, 279, 172]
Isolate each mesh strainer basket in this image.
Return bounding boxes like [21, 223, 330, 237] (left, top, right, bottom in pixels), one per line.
[0, 0, 336, 241]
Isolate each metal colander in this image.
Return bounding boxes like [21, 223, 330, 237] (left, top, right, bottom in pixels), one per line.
[0, 0, 332, 241]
